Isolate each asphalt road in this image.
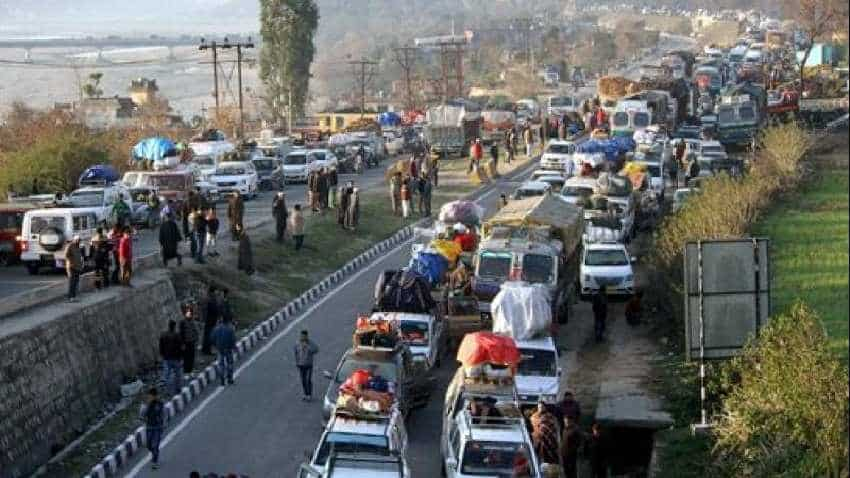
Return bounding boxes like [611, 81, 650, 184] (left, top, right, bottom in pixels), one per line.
[0, 165, 391, 299]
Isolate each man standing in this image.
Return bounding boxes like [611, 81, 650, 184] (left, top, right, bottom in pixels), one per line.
[211, 316, 236, 386]
[159, 213, 183, 267]
[201, 286, 220, 355]
[530, 401, 561, 470]
[118, 227, 133, 287]
[108, 223, 122, 285]
[227, 192, 244, 241]
[389, 172, 401, 216]
[290, 204, 305, 251]
[585, 421, 611, 478]
[328, 166, 339, 208]
[192, 208, 207, 263]
[489, 142, 499, 176]
[236, 225, 254, 275]
[317, 168, 329, 211]
[139, 387, 165, 470]
[558, 391, 582, 425]
[179, 307, 200, 376]
[469, 138, 483, 173]
[523, 126, 534, 157]
[294, 330, 319, 401]
[592, 289, 608, 342]
[159, 320, 183, 396]
[560, 415, 583, 478]
[419, 176, 432, 218]
[272, 192, 288, 242]
[63, 235, 83, 302]
[504, 130, 515, 164]
[91, 227, 111, 290]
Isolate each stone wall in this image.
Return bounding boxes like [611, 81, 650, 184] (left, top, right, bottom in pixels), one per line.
[0, 276, 181, 478]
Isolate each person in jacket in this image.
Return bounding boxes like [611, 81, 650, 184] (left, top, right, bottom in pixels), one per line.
[558, 391, 582, 425]
[560, 415, 583, 478]
[91, 228, 111, 290]
[294, 330, 319, 401]
[290, 204, 305, 251]
[469, 138, 483, 173]
[227, 192, 244, 241]
[159, 213, 183, 267]
[205, 208, 220, 257]
[400, 178, 412, 218]
[159, 319, 183, 396]
[211, 316, 236, 386]
[191, 207, 207, 263]
[523, 126, 534, 157]
[419, 176, 432, 218]
[592, 289, 608, 342]
[505, 130, 515, 164]
[201, 286, 220, 355]
[328, 166, 339, 208]
[489, 142, 500, 176]
[307, 170, 320, 212]
[344, 184, 360, 231]
[585, 421, 611, 478]
[108, 223, 122, 285]
[389, 172, 401, 216]
[111, 194, 131, 228]
[118, 227, 133, 286]
[317, 168, 329, 211]
[63, 235, 84, 302]
[139, 387, 165, 470]
[530, 401, 561, 469]
[272, 192, 288, 242]
[179, 307, 200, 375]
[236, 225, 254, 275]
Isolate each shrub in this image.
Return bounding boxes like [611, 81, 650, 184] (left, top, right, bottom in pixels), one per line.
[714, 304, 849, 478]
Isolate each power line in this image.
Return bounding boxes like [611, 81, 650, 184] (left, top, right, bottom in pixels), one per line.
[393, 46, 419, 111]
[348, 58, 378, 118]
[199, 36, 254, 138]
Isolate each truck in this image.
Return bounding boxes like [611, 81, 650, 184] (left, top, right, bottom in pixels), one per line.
[610, 99, 652, 138]
[473, 194, 584, 325]
[596, 76, 639, 116]
[425, 105, 481, 157]
[480, 110, 516, 145]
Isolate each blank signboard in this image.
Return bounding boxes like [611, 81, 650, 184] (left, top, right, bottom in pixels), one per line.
[684, 239, 770, 360]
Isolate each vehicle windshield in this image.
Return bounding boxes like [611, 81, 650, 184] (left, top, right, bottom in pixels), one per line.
[30, 216, 66, 233]
[561, 186, 593, 198]
[739, 106, 755, 121]
[702, 145, 725, 155]
[215, 166, 248, 175]
[310, 151, 327, 162]
[546, 143, 574, 155]
[516, 188, 545, 198]
[332, 456, 401, 471]
[68, 191, 104, 207]
[399, 320, 429, 346]
[461, 441, 534, 477]
[477, 252, 512, 280]
[336, 358, 398, 383]
[253, 159, 277, 171]
[315, 433, 390, 467]
[613, 112, 629, 127]
[518, 348, 557, 377]
[550, 97, 573, 107]
[718, 107, 735, 123]
[585, 249, 629, 266]
[633, 112, 650, 128]
[284, 154, 307, 165]
[146, 175, 187, 190]
[192, 155, 215, 166]
[522, 254, 554, 284]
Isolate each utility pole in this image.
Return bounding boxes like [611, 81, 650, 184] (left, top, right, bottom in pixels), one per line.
[219, 37, 254, 139]
[393, 46, 419, 111]
[435, 39, 465, 101]
[348, 58, 378, 118]
[198, 38, 220, 122]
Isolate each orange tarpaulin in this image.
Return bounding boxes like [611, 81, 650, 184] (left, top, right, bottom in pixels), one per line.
[457, 331, 521, 368]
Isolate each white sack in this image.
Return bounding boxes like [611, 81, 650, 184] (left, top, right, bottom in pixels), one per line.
[491, 281, 552, 340]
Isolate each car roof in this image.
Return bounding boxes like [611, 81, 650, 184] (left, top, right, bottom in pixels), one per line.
[514, 336, 556, 350]
[519, 181, 550, 190]
[218, 161, 251, 167]
[585, 241, 627, 251]
[328, 414, 392, 437]
[564, 177, 597, 187]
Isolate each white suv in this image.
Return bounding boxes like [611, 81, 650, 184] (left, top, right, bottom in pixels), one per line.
[515, 336, 561, 408]
[580, 242, 636, 300]
[539, 140, 576, 173]
[20, 208, 100, 275]
[208, 161, 258, 198]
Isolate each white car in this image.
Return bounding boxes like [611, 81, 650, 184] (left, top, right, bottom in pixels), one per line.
[514, 336, 561, 407]
[372, 311, 447, 373]
[539, 140, 577, 173]
[64, 184, 133, 225]
[19, 208, 101, 275]
[560, 176, 597, 204]
[208, 161, 258, 198]
[306, 149, 341, 171]
[697, 140, 728, 161]
[283, 150, 320, 183]
[580, 242, 636, 300]
[512, 180, 551, 200]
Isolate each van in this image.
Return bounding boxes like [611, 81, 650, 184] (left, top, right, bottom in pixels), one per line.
[20, 208, 101, 275]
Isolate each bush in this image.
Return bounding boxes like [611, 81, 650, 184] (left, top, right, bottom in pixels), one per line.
[714, 304, 849, 478]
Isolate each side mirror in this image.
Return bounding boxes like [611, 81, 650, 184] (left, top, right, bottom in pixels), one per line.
[322, 370, 333, 380]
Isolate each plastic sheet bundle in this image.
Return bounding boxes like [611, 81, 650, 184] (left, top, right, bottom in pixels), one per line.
[490, 281, 552, 340]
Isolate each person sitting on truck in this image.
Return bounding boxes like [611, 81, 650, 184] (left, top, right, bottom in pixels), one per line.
[470, 397, 502, 423]
[452, 223, 477, 252]
[448, 261, 472, 296]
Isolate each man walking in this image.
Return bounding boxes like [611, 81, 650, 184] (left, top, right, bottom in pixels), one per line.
[419, 176, 432, 218]
[91, 228, 111, 290]
[585, 421, 611, 478]
[290, 204, 305, 251]
[272, 192, 288, 242]
[294, 330, 319, 401]
[560, 415, 583, 478]
[236, 225, 254, 275]
[328, 166, 339, 208]
[159, 319, 183, 396]
[389, 172, 401, 216]
[523, 126, 534, 157]
[108, 223, 122, 285]
[139, 387, 165, 470]
[489, 142, 499, 176]
[205, 208, 220, 257]
[192, 208, 207, 263]
[63, 235, 83, 302]
[227, 192, 244, 241]
[118, 227, 133, 287]
[159, 213, 183, 267]
[530, 400, 561, 470]
[211, 316, 236, 386]
[179, 307, 200, 377]
[592, 289, 608, 342]
[468, 138, 483, 174]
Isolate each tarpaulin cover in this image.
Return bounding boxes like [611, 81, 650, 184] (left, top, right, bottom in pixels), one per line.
[491, 281, 552, 340]
[132, 137, 177, 162]
[457, 331, 521, 368]
[375, 269, 436, 313]
[596, 172, 633, 197]
[484, 194, 584, 258]
[408, 251, 449, 286]
[576, 137, 636, 162]
[429, 239, 462, 266]
[439, 200, 484, 226]
[378, 112, 402, 127]
[78, 164, 119, 186]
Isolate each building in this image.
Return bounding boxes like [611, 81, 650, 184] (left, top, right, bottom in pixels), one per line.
[128, 78, 159, 106]
[74, 96, 137, 129]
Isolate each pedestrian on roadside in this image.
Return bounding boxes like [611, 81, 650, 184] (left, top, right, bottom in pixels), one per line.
[344, 182, 360, 231]
[272, 192, 288, 242]
[236, 225, 254, 275]
[290, 204, 305, 251]
[160, 199, 175, 223]
[317, 168, 329, 211]
[400, 178, 412, 218]
[498, 193, 509, 210]
[206, 208, 220, 257]
[307, 170, 320, 212]
[592, 289, 608, 342]
[118, 227, 133, 287]
[220, 288, 234, 324]
[227, 192, 245, 241]
[139, 387, 165, 470]
[192, 207, 207, 264]
[523, 126, 534, 157]
[201, 285, 220, 355]
[211, 316, 236, 386]
[431, 152, 440, 188]
[63, 235, 83, 302]
[159, 213, 183, 267]
[558, 391, 582, 425]
[294, 330, 319, 401]
[179, 306, 200, 376]
[389, 172, 402, 216]
[187, 207, 198, 259]
[328, 166, 339, 208]
[108, 223, 122, 285]
[489, 142, 499, 176]
[560, 415, 583, 478]
[159, 319, 183, 396]
[505, 130, 515, 164]
[419, 176, 432, 218]
[468, 138, 483, 173]
[530, 400, 561, 469]
[91, 227, 111, 290]
[585, 421, 611, 478]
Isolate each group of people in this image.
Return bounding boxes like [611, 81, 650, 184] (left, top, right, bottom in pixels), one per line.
[389, 160, 433, 220]
[528, 392, 611, 478]
[63, 224, 134, 302]
[306, 167, 339, 213]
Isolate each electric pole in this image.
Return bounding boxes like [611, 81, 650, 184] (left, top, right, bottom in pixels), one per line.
[198, 38, 220, 122]
[393, 46, 419, 111]
[200, 37, 254, 138]
[435, 39, 465, 101]
[348, 58, 378, 118]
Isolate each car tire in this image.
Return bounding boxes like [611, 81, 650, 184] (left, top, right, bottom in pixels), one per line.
[26, 263, 39, 275]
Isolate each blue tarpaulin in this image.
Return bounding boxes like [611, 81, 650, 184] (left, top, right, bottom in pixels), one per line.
[78, 164, 120, 186]
[132, 137, 177, 162]
[576, 137, 636, 162]
[408, 252, 449, 286]
[378, 112, 402, 127]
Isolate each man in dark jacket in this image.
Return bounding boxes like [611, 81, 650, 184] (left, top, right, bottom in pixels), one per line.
[159, 320, 183, 396]
[272, 192, 288, 242]
[227, 192, 245, 241]
[294, 330, 319, 401]
[179, 307, 200, 375]
[560, 415, 583, 478]
[201, 286, 220, 355]
[139, 387, 165, 470]
[236, 226, 254, 275]
[592, 290, 608, 342]
[585, 421, 611, 478]
[211, 316, 236, 386]
[191, 208, 207, 263]
[159, 214, 183, 267]
[419, 176, 432, 218]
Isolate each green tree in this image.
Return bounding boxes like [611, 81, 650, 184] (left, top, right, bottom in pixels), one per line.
[82, 72, 104, 98]
[259, 0, 319, 124]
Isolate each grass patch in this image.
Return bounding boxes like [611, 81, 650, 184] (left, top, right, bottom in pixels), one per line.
[752, 168, 850, 360]
[652, 428, 714, 478]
